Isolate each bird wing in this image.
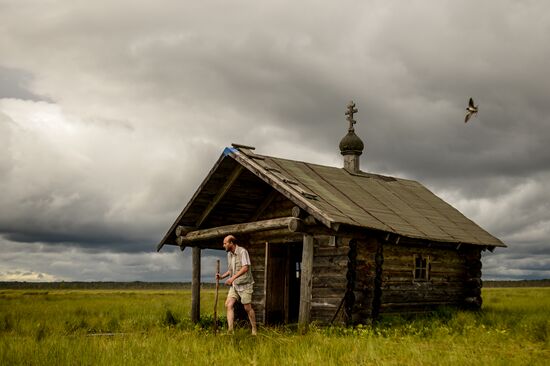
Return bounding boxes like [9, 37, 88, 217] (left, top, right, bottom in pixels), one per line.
[469, 98, 475, 108]
[465, 112, 472, 123]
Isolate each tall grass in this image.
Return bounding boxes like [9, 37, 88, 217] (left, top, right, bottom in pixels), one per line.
[0, 288, 548, 365]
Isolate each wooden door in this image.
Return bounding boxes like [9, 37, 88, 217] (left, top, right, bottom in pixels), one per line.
[265, 242, 302, 324]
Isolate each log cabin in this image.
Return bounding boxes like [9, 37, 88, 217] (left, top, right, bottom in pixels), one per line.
[157, 101, 505, 327]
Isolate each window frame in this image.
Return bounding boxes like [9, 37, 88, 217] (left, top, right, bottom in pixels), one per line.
[413, 254, 431, 281]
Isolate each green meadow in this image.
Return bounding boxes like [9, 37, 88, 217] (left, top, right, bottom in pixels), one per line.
[1, 287, 548, 365]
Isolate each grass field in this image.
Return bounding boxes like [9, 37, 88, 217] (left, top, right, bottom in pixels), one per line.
[1, 287, 548, 365]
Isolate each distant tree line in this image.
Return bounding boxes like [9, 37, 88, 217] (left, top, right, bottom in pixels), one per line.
[1, 280, 548, 290]
[483, 279, 550, 288]
[0, 281, 218, 290]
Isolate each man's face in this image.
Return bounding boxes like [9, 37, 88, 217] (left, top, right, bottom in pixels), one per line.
[223, 238, 232, 252]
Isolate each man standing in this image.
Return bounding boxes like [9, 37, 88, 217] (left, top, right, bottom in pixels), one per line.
[216, 235, 257, 335]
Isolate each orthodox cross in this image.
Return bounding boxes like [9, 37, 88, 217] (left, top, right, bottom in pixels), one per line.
[345, 101, 358, 131]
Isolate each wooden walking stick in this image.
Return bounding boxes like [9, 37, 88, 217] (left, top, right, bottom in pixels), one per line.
[214, 259, 220, 335]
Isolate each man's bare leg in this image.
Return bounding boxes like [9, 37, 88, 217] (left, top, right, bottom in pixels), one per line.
[225, 297, 236, 334]
[243, 303, 257, 335]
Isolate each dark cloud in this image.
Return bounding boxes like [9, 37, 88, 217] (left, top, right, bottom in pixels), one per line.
[0, 67, 50, 102]
[0, 238, 225, 282]
[0, 1, 548, 281]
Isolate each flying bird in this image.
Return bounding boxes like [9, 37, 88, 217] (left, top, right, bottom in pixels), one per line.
[465, 97, 478, 123]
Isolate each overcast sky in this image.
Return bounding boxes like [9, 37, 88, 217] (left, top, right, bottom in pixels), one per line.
[1, 1, 549, 282]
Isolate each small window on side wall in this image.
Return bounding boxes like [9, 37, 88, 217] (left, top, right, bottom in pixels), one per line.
[413, 254, 431, 281]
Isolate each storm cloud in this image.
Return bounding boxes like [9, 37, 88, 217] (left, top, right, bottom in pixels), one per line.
[0, 1, 548, 281]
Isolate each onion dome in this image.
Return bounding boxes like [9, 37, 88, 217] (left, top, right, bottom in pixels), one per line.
[339, 101, 364, 156]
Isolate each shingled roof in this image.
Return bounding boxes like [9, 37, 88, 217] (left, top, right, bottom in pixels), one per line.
[158, 145, 505, 249]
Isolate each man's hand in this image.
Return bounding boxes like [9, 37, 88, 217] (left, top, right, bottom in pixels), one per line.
[225, 277, 234, 286]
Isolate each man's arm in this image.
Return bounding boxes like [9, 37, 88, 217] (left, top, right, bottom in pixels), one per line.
[216, 270, 231, 280]
[224, 265, 249, 286]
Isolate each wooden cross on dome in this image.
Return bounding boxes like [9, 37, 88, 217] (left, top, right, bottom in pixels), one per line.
[345, 101, 358, 131]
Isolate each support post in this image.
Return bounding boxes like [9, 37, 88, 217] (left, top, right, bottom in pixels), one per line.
[298, 234, 314, 332]
[191, 246, 201, 323]
[263, 241, 269, 325]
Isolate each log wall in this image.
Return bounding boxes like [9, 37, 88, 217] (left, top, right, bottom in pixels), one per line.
[379, 244, 468, 313]
[248, 241, 267, 324]
[350, 237, 378, 324]
[460, 246, 483, 310]
[310, 235, 350, 325]
[257, 195, 295, 220]
[215, 218, 484, 326]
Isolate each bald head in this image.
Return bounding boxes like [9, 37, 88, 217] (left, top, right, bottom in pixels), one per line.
[223, 235, 237, 252]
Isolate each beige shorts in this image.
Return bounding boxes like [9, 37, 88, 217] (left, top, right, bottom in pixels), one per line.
[227, 284, 253, 305]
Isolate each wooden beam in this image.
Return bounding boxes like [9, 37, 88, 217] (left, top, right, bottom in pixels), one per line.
[248, 231, 303, 245]
[298, 234, 314, 332]
[231, 143, 255, 150]
[227, 149, 334, 228]
[291, 205, 306, 219]
[177, 217, 295, 245]
[157, 152, 230, 251]
[371, 241, 383, 320]
[195, 165, 244, 227]
[249, 189, 279, 222]
[288, 218, 304, 233]
[263, 241, 269, 325]
[288, 218, 306, 233]
[191, 247, 201, 323]
[175, 225, 194, 237]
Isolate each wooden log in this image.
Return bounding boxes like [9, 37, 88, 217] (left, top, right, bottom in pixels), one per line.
[465, 277, 482, 288]
[303, 215, 317, 226]
[384, 246, 465, 261]
[465, 287, 481, 297]
[312, 266, 347, 276]
[463, 297, 482, 309]
[380, 301, 457, 310]
[465, 260, 482, 271]
[288, 218, 305, 233]
[314, 246, 350, 257]
[292, 205, 305, 218]
[231, 143, 256, 150]
[466, 269, 482, 278]
[228, 149, 333, 228]
[313, 278, 348, 288]
[311, 299, 341, 309]
[381, 280, 464, 290]
[175, 225, 194, 237]
[287, 217, 323, 233]
[381, 290, 464, 304]
[312, 287, 346, 298]
[383, 257, 465, 268]
[381, 277, 462, 285]
[177, 217, 294, 244]
[383, 264, 466, 275]
[311, 255, 349, 266]
[191, 247, 201, 323]
[299, 234, 314, 331]
[248, 228, 302, 243]
[256, 204, 294, 220]
[263, 241, 269, 325]
[384, 256, 466, 266]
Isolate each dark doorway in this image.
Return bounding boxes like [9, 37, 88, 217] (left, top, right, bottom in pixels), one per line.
[265, 242, 302, 325]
